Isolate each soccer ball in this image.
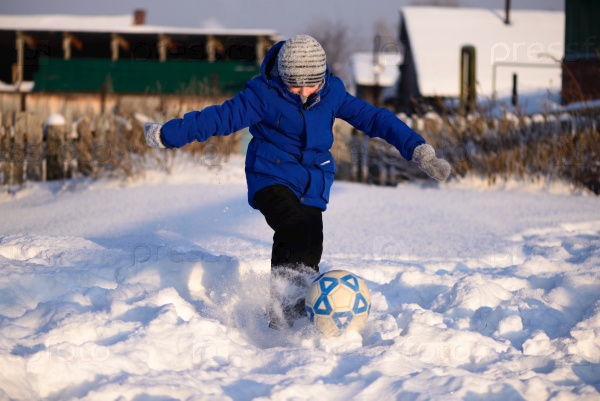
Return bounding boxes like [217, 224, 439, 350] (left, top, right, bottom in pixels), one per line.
[305, 270, 371, 336]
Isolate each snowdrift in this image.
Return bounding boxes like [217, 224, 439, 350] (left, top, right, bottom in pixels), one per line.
[0, 156, 599, 400]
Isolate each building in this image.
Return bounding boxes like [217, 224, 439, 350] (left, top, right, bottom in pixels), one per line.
[350, 51, 402, 108]
[562, 0, 600, 104]
[396, 6, 564, 113]
[0, 10, 280, 95]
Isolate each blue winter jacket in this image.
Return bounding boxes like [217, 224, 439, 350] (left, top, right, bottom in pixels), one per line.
[160, 40, 426, 211]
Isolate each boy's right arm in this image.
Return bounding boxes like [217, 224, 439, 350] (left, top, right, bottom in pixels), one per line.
[144, 83, 266, 149]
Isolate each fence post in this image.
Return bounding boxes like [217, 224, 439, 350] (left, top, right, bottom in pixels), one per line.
[26, 112, 44, 181]
[3, 113, 15, 189]
[75, 116, 94, 176]
[44, 113, 67, 181]
[0, 111, 3, 185]
[64, 113, 74, 178]
[13, 112, 27, 186]
[0, 111, 5, 186]
[6, 114, 13, 190]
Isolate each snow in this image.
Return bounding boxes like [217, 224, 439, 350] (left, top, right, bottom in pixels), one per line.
[0, 14, 133, 31]
[1, 154, 599, 400]
[563, 99, 600, 112]
[0, 14, 279, 37]
[44, 113, 66, 127]
[350, 52, 402, 87]
[401, 7, 564, 98]
[0, 81, 34, 92]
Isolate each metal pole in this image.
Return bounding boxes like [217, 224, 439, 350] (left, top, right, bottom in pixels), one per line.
[512, 73, 518, 106]
[491, 61, 560, 100]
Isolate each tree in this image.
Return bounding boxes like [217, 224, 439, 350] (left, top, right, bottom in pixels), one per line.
[306, 19, 354, 83]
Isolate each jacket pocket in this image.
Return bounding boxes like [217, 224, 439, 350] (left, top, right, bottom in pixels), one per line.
[315, 156, 336, 203]
[253, 141, 307, 193]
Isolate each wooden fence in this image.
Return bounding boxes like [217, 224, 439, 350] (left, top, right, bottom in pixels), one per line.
[0, 92, 241, 192]
[1, 98, 598, 194]
[0, 109, 355, 192]
[0, 110, 117, 189]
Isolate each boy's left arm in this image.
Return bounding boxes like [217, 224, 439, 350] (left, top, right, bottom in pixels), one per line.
[337, 92, 450, 181]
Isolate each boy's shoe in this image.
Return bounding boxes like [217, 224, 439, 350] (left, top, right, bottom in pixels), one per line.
[268, 264, 317, 330]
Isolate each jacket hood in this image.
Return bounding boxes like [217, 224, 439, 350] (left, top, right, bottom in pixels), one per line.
[260, 40, 332, 102]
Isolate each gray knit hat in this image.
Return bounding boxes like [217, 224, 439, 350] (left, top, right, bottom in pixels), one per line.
[278, 35, 326, 87]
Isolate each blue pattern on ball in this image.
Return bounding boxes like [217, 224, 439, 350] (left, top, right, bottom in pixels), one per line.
[352, 293, 369, 314]
[305, 305, 315, 323]
[311, 273, 325, 284]
[319, 277, 339, 295]
[332, 311, 354, 329]
[314, 294, 333, 315]
[341, 274, 359, 291]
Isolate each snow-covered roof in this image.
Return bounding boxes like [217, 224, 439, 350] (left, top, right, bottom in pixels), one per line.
[400, 6, 564, 98]
[0, 14, 134, 32]
[350, 52, 402, 87]
[0, 14, 280, 38]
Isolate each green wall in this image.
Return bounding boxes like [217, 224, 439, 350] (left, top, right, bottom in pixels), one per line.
[33, 58, 260, 95]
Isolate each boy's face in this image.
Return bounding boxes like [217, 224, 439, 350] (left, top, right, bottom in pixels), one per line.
[287, 84, 320, 98]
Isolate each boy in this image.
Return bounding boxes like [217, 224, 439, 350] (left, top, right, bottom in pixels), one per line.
[144, 35, 450, 328]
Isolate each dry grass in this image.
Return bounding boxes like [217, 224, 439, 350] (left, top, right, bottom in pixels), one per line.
[0, 96, 242, 187]
[425, 111, 600, 194]
[2, 94, 599, 195]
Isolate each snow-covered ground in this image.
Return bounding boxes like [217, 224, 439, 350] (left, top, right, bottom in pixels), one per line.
[1, 155, 599, 400]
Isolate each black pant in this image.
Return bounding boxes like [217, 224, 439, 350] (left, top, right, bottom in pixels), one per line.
[254, 185, 323, 272]
[254, 185, 323, 328]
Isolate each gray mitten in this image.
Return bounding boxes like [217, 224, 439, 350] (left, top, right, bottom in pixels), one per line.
[412, 144, 451, 181]
[144, 123, 166, 149]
